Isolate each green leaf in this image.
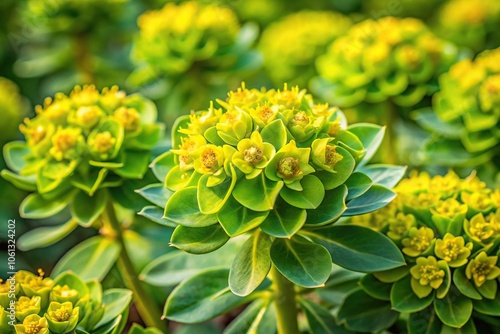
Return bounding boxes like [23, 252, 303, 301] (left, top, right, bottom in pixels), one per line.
[344, 184, 396, 216]
[270, 236, 332, 288]
[1, 169, 36, 191]
[71, 168, 109, 196]
[280, 175, 325, 209]
[171, 225, 229, 254]
[127, 123, 163, 150]
[338, 289, 398, 332]
[300, 298, 349, 334]
[224, 299, 276, 334]
[128, 324, 164, 334]
[476, 279, 497, 299]
[260, 119, 287, 151]
[344, 172, 372, 201]
[305, 185, 347, 226]
[474, 290, 500, 316]
[434, 291, 473, 328]
[347, 124, 385, 167]
[96, 289, 133, 328]
[315, 147, 355, 190]
[52, 236, 121, 281]
[140, 239, 241, 286]
[217, 196, 269, 237]
[316, 265, 364, 306]
[440, 320, 477, 334]
[113, 150, 150, 179]
[109, 179, 151, 212]
[70, 189, 108, 227]
[198, 164, 237, 214]
[357, 164, 407, 188]
[150, 151, 175, 183]
[92, 315, 123, 334]
[164, 268, 250, 323]
[138, 206, 176, 227]
[408, 307, 442, 334]
[373, 266, 410, 283]
[136, 183, 173, 207]
[229, 230, 272, 297]
[260, 197, 306, 238]
[18, 219, 78, 251]
[413, 107, 464, 139]
[304, 225, 405, 272]
[3, 141, 29, 172]
[453, 268, 482, 300]
[233, 173, 283, 212]
[19, 192, 70, 219]
[165, 186, 218, 227]
[391, 275, 434, 312]
[359, 274, 391, 301]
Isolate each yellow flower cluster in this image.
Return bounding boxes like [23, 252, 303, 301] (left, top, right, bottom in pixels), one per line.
[353, 171, 500, 296]
[316, 17, 457, 109]
[259, 10, 351, 87]
[436, 0, 500, 51]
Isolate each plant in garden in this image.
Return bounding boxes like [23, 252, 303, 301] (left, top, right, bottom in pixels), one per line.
[14, 0, 138, 93]
[0, 270, 133, 334]
[414, 47, 500, 175]
[259, 10, 351, 87]
[433, 0, 500, 53]
[341, 171, 500, 333]
[129, 1, 261, 122]
[138, 83, 408, 334]
[1, 85, 168, 332]
[314, 17, 458, 112]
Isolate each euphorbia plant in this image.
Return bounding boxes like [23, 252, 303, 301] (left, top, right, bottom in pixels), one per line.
[414, 47, 500, 177]
[0, 269, 132, 334]
[1, 84, 168, 332]
[129, 1, 261, 122]
[342, 171, 500, 333]
[139, 83, 407, 333]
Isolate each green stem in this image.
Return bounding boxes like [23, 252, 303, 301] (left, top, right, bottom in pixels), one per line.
[103, 201, 168, 333]
[270, 265, 300, 334]
[73, 33, 94, 84]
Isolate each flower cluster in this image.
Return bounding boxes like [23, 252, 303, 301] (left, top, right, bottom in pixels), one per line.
[315, 17, 458, 109]
[0, 78, 26, 146]
[2, 85, 161, 222]
[259, 10, 351, 87]
[133, 1, 245, 79]
[0, 270, 131, 334]
[435, 0, 500, 52]
[158, 83, 366, 235]
[418, 47, 500, 166]
[351, 171, 500, 329]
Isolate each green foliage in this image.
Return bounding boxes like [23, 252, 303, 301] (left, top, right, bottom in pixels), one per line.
[343, 171, 500, 332]
[0, 270, 131, 334]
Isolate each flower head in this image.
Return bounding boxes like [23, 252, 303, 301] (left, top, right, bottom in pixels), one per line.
[434, 234, 472, 267]
[465, 252, 500, 287]
[410, 256, 448, 298]
[401, 226, 435, 257]
[14, 314, 49, 334]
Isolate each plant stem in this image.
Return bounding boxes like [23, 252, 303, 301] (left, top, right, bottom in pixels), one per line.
[270, 265, 300, 334]
[103, 201, 168, 333]
[74, 33, 94, 83]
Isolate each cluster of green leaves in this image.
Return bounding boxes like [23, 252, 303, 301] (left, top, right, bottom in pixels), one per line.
[313, 16, 458, 110]
[340, 171, 500, 333]
[0, 270, 132, 334]
[415, 47, 500, 169]
[137, 83, 408, 331]
[259, 10, 351, 87]
[129, 1, 261, 113]
[1, 84, 161, 238]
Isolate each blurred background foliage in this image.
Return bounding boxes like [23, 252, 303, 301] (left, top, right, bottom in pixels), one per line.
[0, 0, 499, 332]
